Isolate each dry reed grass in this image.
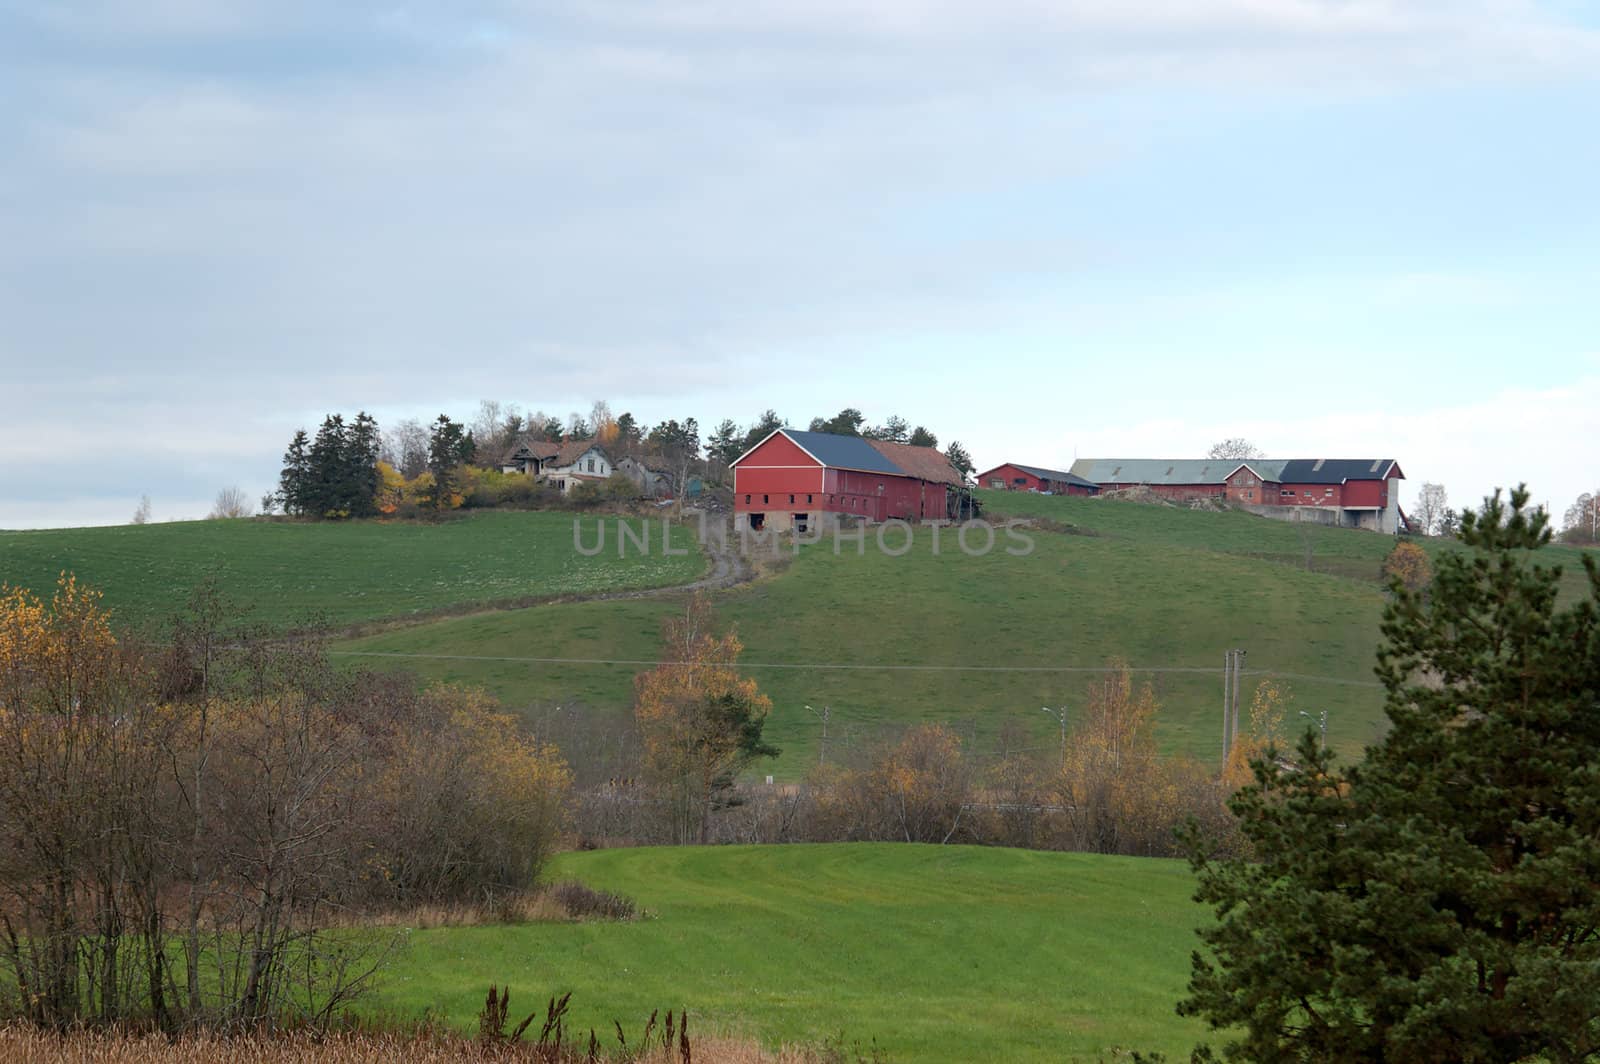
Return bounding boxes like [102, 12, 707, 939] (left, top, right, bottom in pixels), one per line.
[0, 1024, 834, 1063]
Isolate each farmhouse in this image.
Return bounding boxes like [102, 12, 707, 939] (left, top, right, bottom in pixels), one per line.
[976, 462, 1098, 496]
[1068, 457, 1406, 532]
[501, 440, 560, 475]
[731, 429, 966, 532]
[503, 437, 615, 495]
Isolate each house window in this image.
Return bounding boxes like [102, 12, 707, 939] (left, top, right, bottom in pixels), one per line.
[586, 458, 595, 472]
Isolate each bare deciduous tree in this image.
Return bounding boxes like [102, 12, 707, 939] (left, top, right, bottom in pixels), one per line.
[1206, 438, 1265, 460]
[209, 486, 253, 519]
[1412, 482, 1450, 536]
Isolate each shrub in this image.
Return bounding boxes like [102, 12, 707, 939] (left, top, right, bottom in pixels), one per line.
[1382, 539, 1432, 591]
[549, 880, 637, 921]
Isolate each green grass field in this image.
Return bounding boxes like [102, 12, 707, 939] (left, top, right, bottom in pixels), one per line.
[0, 512, 703, 631]
[10, 495, 1588, 772]
[375, 844, 1211, 1062]
[337, 499, 1401, 771]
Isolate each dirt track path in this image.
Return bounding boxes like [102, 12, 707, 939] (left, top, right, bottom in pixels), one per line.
[330, 508, 750, 641]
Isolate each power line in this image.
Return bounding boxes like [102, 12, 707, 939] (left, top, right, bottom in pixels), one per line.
[325, 649, 1383, 688]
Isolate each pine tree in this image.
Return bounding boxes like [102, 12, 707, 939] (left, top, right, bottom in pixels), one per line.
[426, 414, 472, 511]
[344, 411, 382, 517]
[277, 429, 312, 516]
[305, 414, 348, 517]
[706, 419, 742, 481]
[908, 425, 938, 449]
[944, 441, 973, 478]
[1181, 486, 1600, 1061]
[742, 409, 784, 450]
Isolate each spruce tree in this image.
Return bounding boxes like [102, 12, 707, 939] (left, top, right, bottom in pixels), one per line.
[305, 414, 348, 517]
[276, 429, 311, 515]
[344, 411, 382, 517]
[426, 414, 472, 511]
[1181, 487, 1600, 1061]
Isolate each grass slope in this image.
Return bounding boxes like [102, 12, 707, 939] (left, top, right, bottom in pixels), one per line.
[0, 512, 702, 631]
[375, 844, 1209, 1062]
[339, 503, 1394, 770]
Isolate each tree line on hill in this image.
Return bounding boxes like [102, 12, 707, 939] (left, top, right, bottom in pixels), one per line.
[258, 400, 976, 521]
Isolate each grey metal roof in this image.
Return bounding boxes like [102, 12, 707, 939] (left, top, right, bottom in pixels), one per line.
[1069, 458, 1287, 485]
[783, 430, 905, 475]
[1276, 459, 1399, 484]
[1011, 464, 1099, 488]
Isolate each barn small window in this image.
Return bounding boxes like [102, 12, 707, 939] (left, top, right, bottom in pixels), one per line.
[763, 494, 769, 504]
[745, 494, 751, 504]
[807, 494, 813, 503]
[789, 494, 795, 504]
[795, 514, 809, 533]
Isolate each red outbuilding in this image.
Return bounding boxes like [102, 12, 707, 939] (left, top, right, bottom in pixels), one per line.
[730, 429, 965, 532]
[976, 462, 1099, 496]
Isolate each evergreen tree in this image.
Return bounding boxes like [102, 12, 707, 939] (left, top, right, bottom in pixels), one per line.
[908, 425, 938, 449]
[344, 411, 382, 517]
[1181, 487, 1600, 1061]
[306, 415, 348, 517]
[426, 414, 473, 511]
[863, 414, 909, 444]
[743, 409, 784, 450]
[808, 407, 864, 437]
[944, 441, 974, 478]
[276, 429, 312, 515]
[706, 418, 742, 481]
[615, 412, 640, 445]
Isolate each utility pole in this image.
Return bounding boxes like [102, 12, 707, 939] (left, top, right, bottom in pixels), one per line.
[1228, 648, 1246, 756]
[804, 704, 831, 765]
[1042, 706, 1069, 766]
[1222, 650, 1233, 758]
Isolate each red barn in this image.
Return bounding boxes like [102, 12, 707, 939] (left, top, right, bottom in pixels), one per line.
[730, 429, 963, 532]
[1069, 457, 1406, 531]
[976, 462, 1098, 496]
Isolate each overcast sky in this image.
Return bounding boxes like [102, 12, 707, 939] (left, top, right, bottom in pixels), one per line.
[2, 1, 1596, 529]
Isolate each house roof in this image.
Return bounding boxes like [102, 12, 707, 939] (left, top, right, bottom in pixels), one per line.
[730, 428, 963, 483]
[1276, 459, 1402, 484]
[866, 440, 963, 486]
[1067, 457, 1402, 486]
[774, 430, 905, 475]
[996, 463, 1099, 489]
[550, 438, 609, 468]
[505, 439, 560, 462]
[1068, 458, 1283, 486]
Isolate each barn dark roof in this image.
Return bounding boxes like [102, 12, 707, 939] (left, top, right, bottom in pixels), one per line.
[1011, 464, 1098, 489]
[783, 430, 904, 475]
[1276, 459, 1400, 484]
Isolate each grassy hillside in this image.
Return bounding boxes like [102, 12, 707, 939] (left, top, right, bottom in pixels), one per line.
[375, 844, 1211, 1062]
[0, 512, 702, 631]
[338, 505, 1395, 769]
